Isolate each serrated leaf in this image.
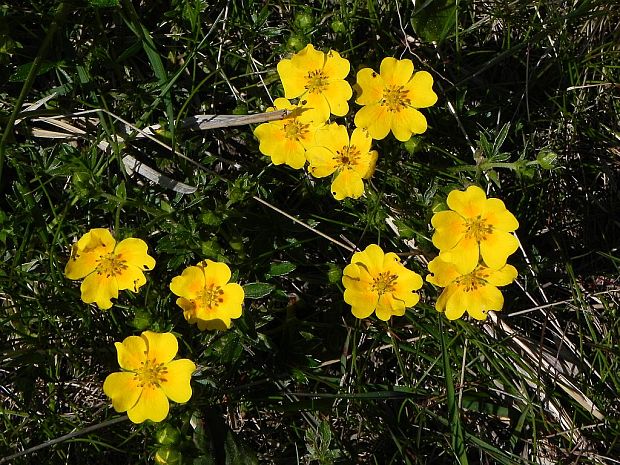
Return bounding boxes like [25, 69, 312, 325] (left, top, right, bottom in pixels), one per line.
[242, 282, 275, 299]
[265, 261, 296, 278]
[411, 0, 457, 44]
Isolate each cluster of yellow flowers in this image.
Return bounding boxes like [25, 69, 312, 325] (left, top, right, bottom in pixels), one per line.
[64, 228, 245, 423]
[340, 186, 519, 322]
[254, 44, 437, 200]
[63, 46, 522, 427]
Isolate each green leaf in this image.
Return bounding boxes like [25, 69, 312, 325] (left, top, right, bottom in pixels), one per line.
[87, 0, 119, 7]
[265, 261, 296, 278]
[411, 0, 457, 44]
[242, 282, 275, 299]
[9, 61, 56, 82]
[224, 430, 258, 465]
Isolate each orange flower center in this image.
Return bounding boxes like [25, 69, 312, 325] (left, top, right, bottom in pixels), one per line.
[456, 268, 490, 292]
[134, 359, 168, 388]
[283, 119, 309, 140]
[305, 69, 329, 94]
[372, 271, 398, 295]
[197, 284, 224, 310]
[381, 85, 411, 112]
[464, 216, 493, 242]
[335, 145, 360, 168]
[95, 252, 128, 277]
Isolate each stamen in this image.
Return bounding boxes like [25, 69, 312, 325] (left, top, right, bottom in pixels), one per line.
[305, 70, 328, 93]
[464, 216, 493, 242]
[371, 271, 398, 295]
[95, 253, 128, 278]
[381, 85, 411, 112]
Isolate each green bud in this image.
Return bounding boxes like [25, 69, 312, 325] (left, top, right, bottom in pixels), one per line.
[155, 424, 181, 446]
[403, 136, 424, 154]
[154, 447, 182, 465]
[286, 34, 308, 52]
[294, 10, 314, 31]
[327, 263, 342, 284]
[330, 20, 346, 34]
[130, 310, 151, 330]
[536, 149, 558, 170]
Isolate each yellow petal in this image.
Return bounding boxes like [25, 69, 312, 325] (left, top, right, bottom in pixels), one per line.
[345, 289, 378, 319]
[375, 296, 400, 320]
[196, 318, 231, 331]
[431, 211, 467, 251]
[323, 49, 350, 80]
[356, 244, 385, 277]
[219, 282, 244, 318]
[161, 359, 196, 403]
[354, 104, 392, 140]
[65, 247, 100, 280]
[426, 257, 461, 287]
[76, 228, 116, 254]
[128, 385, 169, 423]
[115, 336, 147, 370]
[103, 372, 141, 413]
[391, 108, 427, 141]
[170, 265, 205, 299]
[321, 79, 352, 117]
[447, 186, 487, 218]
[480, 231, 519, 269]
[292, 44, 325, 73]
[307, 146, 337, 178]
[80, 272, 118, 309]
[355, 67, 384, 105]
[406, 71, 438, 108]
[363, 150, 379, 180]
[439, 235, 480, 274]
[484, 198, 519, 231]
[379, 57, 414, 87]
[202, 260, 232, 287]
[114, 264, 147, 292]
[469, 284, 504, 317]
[444, 285, 468, 320]
[277, 58, 308, 99]
[301, 92, 331, 122]
[114, 238, 155, 271]
[142, 331, 178, 364]
[350, 127, 372, 157]
[485, 264, 518, 286]
[331, 168, 364, 200]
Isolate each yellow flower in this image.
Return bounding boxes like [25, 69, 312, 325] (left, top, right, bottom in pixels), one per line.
[431, 185, 519, 273]
[354, 57, 437, 141]
[306, 123, 378, 200]
[103, 331, 196, 424]
[426, 256, 517, 321]
[169, 260, 244, 330]
[342, 244, 423, 320]
[64, 228, 155, 309]
[253, 98, 325, 169]
[277, 44, 352, 121]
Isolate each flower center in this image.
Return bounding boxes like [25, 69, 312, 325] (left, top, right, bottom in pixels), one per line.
[197, 284, 224, 310]
[372, 271, 398, 295]
[381, 85, 411, 112]
[283, 119, 309, 140]
[456, 268, 490, 292]
[95, 253, 128, 277]
[305, 70, 328, 94]
[464, 216, 493, 242]
[335, 145, 361, 168]
[134, 359, 168, 388]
